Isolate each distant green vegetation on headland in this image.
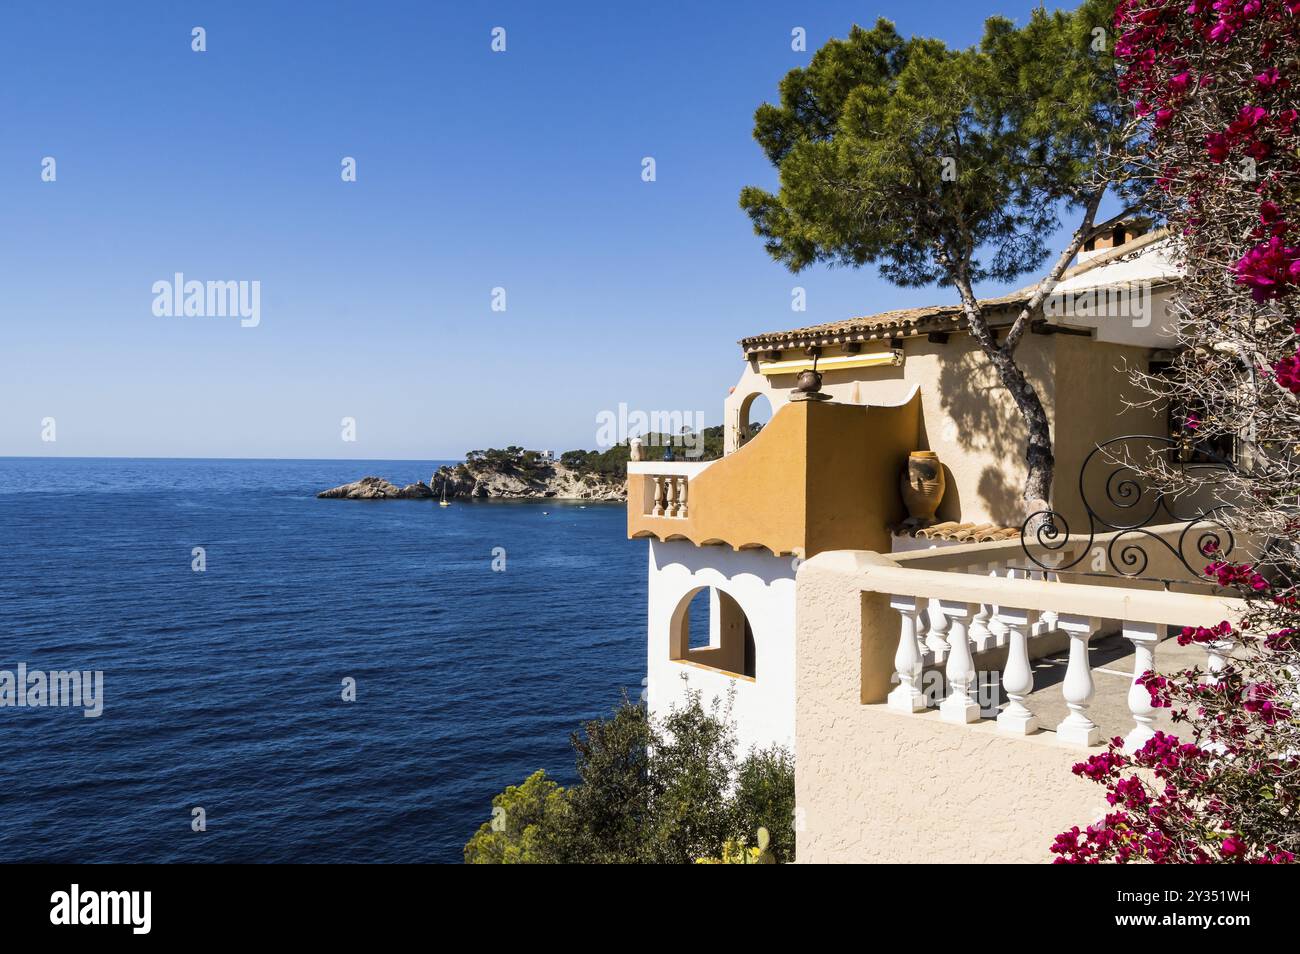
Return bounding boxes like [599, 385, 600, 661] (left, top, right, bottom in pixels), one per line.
[560, 425, 726, 477]
[464, 425, 727, 479]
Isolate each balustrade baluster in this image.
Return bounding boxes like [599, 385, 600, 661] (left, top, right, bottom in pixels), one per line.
[887, 596, 926, 713]
[925, 599, 949, 657]
[937, 600, 978, 724]
[1040, 571, 1060, 632]
[996, 605, 1038, 735]
[676, 476, 689, 518]
[968, 564, 994, 650]
[651, 475, 664, 517]
[1056, 614, 1101, 746]
[1201, 634, 1235, 755]
[1123, 621, 1160, 753]
[1203, 638, 1234, 683]
[987, 565, 1010, 645]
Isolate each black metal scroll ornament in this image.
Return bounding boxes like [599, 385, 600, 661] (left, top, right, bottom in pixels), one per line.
[1020, 435, 1236, 581]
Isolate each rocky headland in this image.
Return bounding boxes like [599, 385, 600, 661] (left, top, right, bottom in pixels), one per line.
[317, 453, 627, 502]
[316, 476, 437, 500]
[428, 460, 625, 501]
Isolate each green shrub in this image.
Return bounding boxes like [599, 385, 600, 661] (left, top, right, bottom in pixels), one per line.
[464, 691, 795, 864]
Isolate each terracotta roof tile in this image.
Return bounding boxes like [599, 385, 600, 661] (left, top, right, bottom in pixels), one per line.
[739, 229, 1173, 355]
[740, 292, 1027, 354]
[892, 521, 1021, 543]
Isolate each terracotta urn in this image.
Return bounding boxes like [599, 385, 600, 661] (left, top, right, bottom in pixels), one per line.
[794, 368, 822, 394]
[900, 450, 945, 525]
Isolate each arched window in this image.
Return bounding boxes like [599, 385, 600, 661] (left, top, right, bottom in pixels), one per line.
[670, 586, 756, 679]
[738, 392, 774, 448]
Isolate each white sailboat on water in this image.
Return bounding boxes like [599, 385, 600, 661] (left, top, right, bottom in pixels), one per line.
[439, 478, 450, 507]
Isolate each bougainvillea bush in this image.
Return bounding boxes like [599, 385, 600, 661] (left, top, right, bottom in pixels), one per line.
[1052, 0, 1299, 863]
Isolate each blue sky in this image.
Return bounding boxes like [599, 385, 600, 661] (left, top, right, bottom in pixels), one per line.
[1, 0, 1087, 460]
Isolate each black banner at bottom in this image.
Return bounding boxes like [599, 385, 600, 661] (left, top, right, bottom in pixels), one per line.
[0, 862, 1281, 939]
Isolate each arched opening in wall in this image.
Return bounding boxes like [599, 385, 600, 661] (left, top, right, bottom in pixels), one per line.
[738, 392, 774, 448]
[670, 586, 756, 680]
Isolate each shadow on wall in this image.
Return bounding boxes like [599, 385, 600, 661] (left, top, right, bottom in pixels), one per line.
[916, 400, 965, 525]
[935, 345, 1033, 527]
[977, 466, 1025, 527]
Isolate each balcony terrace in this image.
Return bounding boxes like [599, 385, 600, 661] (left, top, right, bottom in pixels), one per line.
[794, 530, 1247, 863]
[627, 394, 920, 558]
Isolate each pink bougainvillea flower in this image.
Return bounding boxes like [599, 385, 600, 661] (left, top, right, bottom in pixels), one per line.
[1270, 353, 1300, 392]
[1254, 68, 1281, 88]
[1205, 132, 1231, 162]
[1235, 236, 1300, 302]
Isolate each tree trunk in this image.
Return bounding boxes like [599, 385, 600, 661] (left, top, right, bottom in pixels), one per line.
[941, 196, 1113, 517]
[986, 346, 1054, 510]
[950, 270, 1056, 515]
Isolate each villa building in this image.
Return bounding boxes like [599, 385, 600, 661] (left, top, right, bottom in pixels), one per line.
[627, 225, 1245, 862]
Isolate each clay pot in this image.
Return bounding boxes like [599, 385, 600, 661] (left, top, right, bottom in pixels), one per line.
[900, 451, 945, 525]
[794, 369, 822, 394]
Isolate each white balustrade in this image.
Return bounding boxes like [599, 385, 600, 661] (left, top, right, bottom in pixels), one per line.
[1200, 634, 1235, 755]
[1202, 637, 1234, 683]
[987, 566, 1010, 645]
[879, 562, 1218, 752]
[937, 600, 979, 724]
[996, 604, 1038, 735]
[887, 596, 926, 713]
[969, 569, 994, 650]
[1055, 614, 1101, 746]
[1122, 621, 1160, 753]
[924, 599, 949, 657]
[646, 474, 689, 519]
[1040, 571, 1060, 632]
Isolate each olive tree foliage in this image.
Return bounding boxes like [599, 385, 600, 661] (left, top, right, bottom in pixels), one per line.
[740, 2, 1143, 509]
[464, 690, 796, 864]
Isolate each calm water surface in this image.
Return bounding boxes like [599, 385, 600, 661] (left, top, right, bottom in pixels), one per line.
[0, 457, 645, 863]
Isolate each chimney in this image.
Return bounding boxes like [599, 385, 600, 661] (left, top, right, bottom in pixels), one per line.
[1078, 217, 1152, 262]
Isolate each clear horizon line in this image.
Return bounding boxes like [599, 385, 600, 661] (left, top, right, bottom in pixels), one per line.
[0, 454, 466, 463]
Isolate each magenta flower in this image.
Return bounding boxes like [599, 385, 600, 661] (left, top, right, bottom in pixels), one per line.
[1235, 236, 1300, 302]
[1205, 132, 1231, 162]
[1254, 67, 1281, 88]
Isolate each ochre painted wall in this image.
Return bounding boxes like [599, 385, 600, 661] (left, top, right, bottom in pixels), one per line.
[723, 332, 1164, 532]
[630, 396, 919, 558]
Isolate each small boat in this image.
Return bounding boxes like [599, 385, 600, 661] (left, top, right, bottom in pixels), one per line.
[439, 480, 450, 507]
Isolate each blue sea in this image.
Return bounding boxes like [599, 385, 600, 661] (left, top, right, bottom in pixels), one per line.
[0, 458, 645, 863]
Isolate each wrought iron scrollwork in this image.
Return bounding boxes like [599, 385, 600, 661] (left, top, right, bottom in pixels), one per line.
[1020, 435, 1236, 581]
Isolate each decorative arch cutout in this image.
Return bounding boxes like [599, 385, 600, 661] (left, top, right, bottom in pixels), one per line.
[669, 586, 756, 680]
[737, 392, 775, 448]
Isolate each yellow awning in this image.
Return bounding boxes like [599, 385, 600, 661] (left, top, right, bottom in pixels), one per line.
[757, 350, 902, 376]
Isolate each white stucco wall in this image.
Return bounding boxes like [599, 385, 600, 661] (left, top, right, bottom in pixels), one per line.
[794, 551, 1108, 863]
[646, 539, 796, 756]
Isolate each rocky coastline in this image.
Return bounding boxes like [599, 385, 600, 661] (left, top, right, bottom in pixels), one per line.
[317, 462, 626, 502]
